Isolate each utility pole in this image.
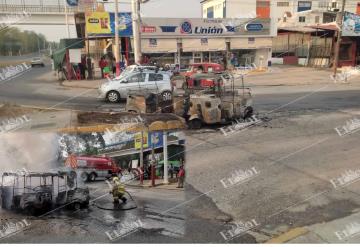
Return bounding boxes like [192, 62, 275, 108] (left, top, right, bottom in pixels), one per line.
[64, 0, 70, 38]
[114, 0, 121, 76]
[333, 0, 346, 77]
[132, 0, 142, 64]
[163, 131, 169, 184]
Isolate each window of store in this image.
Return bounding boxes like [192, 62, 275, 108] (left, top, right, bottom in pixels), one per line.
[277, 2, 289, 7]
[203, 52, 210, 63]
[298, 1, 312, 12]
[299, 16, 306, 23]
[193, 52, 202, 63]
[207, 6, 214, 18]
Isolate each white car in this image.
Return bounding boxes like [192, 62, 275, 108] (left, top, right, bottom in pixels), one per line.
[99, 71, 173, 103]
[30, 57, 45, 67]
[114, 65, 172, 80]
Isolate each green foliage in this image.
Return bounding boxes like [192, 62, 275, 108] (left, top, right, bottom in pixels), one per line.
[0, 27, 49, 56]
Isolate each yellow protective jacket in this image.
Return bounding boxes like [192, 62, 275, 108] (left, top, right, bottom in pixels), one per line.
[112, 182, 125, 198]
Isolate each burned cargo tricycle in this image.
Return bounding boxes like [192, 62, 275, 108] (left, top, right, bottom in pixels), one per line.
[186, 74, 254, 129]
[0, 171, 90, 214]
[0, 172, 56, 214]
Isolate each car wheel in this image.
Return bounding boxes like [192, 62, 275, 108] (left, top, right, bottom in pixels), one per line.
[161, 91, 173, 102]
[188, 119, 202, 129]
[89, 173, 97, 182]
[80, 172, 89, 182]
[243, 106, 254, 119]
[107, 91, 120, 103]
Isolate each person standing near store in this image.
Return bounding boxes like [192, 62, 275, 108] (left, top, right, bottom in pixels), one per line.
[177, 164, 185, 188]
[99, 56, 107, 79]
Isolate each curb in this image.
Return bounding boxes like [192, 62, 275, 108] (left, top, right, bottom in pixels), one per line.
[126, 183, 183, 191]
[61, 83, 98, 90]
[266, 227, 309, 243]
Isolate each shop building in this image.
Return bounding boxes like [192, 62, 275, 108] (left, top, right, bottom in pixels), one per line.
[139, 17, 276, 68]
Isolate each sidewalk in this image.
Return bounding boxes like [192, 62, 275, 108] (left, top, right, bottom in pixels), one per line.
[61, 78, 104, 89]
[265, 210, 360, 243]
[126, 178, 184, 190]
[241, 65, 360, 87]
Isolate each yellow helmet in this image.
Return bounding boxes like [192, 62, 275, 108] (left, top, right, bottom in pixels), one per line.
[112, 177, 120, 182]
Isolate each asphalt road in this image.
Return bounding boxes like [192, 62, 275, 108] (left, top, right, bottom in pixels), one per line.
[185, 82, 360, 243]
[0, 64, 124, 112]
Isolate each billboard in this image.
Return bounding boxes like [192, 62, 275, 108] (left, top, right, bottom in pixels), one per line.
[134, 132, 149, 149]
[140, 18, 271, 37]
[110, 12, 133, 37]
[149, 132, 163, 149]
[85, 12, 133, 37]
[342, 12, 360, 36]
[85, 12, 111, 34]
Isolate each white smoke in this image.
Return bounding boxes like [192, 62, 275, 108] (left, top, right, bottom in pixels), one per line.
[0, 131, 60, 174]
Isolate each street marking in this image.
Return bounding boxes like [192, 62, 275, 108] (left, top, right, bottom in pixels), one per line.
[266, 227, 309, 243]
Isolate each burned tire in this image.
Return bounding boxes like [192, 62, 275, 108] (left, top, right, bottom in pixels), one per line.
[188, 119, 202, 129]
[161, 91, 173, 102]
[80, 172, 89, 182]
[244, 106, 254, 119]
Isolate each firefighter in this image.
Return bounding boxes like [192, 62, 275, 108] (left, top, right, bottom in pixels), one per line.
[110, 177, 127, 204]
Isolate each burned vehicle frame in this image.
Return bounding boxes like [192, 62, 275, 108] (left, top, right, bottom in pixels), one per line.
[0, 172, 56, 214]
[0, 171, 90, 213]
[55, 171, 90, 210]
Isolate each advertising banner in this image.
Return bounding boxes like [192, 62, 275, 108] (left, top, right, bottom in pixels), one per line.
[109, 12, 133, 37]
[342, 12, 360, 36]
[135, 132, 148, 149]
[141, 18, 271, 37]
[149, 132, 163, 149]
[86, 12, 133, 37]
[85, 12, 111, 34]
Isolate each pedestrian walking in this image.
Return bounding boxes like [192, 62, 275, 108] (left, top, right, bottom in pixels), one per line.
[177, 165, 185, 188]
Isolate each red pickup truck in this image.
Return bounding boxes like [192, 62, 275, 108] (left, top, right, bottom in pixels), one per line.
[65, 156, 122, 182]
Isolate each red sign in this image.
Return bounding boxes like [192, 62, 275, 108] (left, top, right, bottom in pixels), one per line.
[142, 26, 156, 33]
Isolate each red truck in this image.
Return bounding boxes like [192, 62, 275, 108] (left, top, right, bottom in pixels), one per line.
[65, 155, 122, 182]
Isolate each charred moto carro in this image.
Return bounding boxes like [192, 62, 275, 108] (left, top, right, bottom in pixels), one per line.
[55, 171, 90, 210]
[0, 171, 90, 214]
[185, 74, 254, 129]
[0, 172, 56, 214]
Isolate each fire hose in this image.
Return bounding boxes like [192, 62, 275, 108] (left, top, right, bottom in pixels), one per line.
[92, 190, 138, 211]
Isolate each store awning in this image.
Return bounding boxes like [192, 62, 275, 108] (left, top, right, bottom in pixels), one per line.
[230, 37, 272, 49]
[141, 38, 178, 53]
[182, 38, 226, 52]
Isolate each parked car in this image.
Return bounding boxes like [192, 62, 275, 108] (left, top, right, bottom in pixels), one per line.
[30, 57, 45, 67]
[66, 156, 122, 182]
[99, 71, 174, 103]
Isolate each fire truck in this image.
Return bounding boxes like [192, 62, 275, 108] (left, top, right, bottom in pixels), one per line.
[65, 155, 122, 182]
